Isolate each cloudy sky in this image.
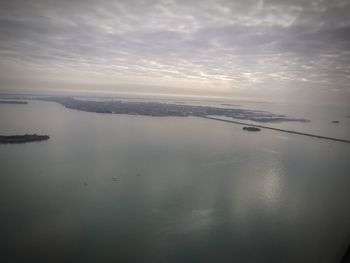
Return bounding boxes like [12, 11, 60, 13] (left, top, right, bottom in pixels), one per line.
[0, 0, 350, 102]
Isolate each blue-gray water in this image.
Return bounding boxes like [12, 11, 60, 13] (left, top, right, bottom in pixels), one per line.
[1, 100, 350, 263]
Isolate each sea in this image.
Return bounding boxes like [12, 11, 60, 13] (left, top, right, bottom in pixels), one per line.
[1, 96, 350, 263]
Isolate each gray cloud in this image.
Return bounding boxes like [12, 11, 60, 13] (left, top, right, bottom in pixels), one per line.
[0, 0, 349, 101]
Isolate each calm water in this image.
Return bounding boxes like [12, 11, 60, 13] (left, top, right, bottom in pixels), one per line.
[1, 100, 350, 263]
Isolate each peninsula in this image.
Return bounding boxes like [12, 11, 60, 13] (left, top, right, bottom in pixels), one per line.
[0, 134, 50, 144]
[39, 96, 309, 123]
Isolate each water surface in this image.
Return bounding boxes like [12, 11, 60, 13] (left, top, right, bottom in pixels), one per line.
[1, 100, 350, 263]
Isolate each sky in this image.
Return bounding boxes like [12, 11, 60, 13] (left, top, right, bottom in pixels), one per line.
[0, 0, 350, 103]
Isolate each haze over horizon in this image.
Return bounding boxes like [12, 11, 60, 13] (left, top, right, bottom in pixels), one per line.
[1, 0, 350, 104]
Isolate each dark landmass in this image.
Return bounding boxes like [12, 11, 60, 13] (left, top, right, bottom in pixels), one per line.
[332, 120, 340, 123]
[204, 116, 350, 144]
[0, 134, 50, 144]
[243, 127, 261, 132]
[0, 100, 28, 104]
[39, 96, 309, 123]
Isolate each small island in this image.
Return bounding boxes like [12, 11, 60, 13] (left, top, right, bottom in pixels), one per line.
[0, 134, 50, 144]
[0, 100, 28, 104]
[332, 120, 340, 123]
[243, 127, 261, 132]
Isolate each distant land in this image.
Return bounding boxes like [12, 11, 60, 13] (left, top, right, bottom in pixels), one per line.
[0, 100, 28, 104]
[1, 94, 349, 143]
[0, 134, 50, 144]
[38, 96, 309, 123]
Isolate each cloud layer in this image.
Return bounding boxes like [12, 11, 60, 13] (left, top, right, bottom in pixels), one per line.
[0, 0, 350, 100]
